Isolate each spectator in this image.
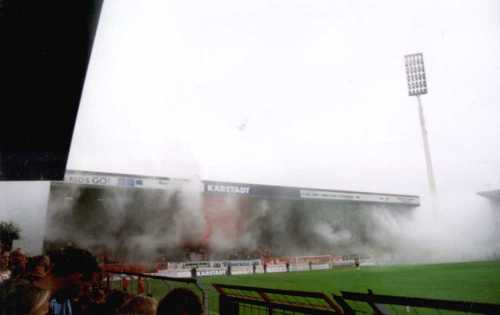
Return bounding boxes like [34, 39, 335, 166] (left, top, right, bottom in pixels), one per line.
[122, 276, 129, 292]
[76, 285, 111, 315]
[1, 279, 51, 315]
[138, 276, 146, 295]
[1, 246, 100, 315]
[157, 288, 203, 315]
[103, 289, 133, 314]
[41, 247, 100, 315]
[25, 255, 51, 281]
[49, 294, 72, 315]
[118, 295, 157, 315]
[9, 249, 28, 279]
[0, 250, 51, 315]
[0, 253, 9, 272]
[0, 254, 10, 284]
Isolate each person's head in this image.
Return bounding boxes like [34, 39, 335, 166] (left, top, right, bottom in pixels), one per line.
[106, 289, 133, 312]
[9, 248, 28, 277]
[90, 287, 107, 304]
[46, 246, 100, 298]
[157, 288, 203, 315]
[26, 255, 51, 279]
[118, 295, 157, 315]
[0, 253, 9, 271]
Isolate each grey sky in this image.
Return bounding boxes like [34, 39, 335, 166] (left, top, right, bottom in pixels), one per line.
[2, 0, 500, 254]
[68, 0, 500, 197]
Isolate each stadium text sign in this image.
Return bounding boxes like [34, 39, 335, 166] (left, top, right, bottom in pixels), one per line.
[300, 189, 419, 206]
[63, 171, 171, 190]
[66, 174, 111, 186]
[206, 184, 250, 194]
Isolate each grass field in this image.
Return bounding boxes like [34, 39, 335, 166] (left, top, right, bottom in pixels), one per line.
[203, 261, 500, 303]
[120, 260, 500, 313]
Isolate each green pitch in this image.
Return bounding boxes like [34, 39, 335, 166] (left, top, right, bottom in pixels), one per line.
[202, 260, 500, 303]
[142, 261, 500, 303]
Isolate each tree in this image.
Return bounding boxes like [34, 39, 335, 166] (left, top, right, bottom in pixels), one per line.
[0, 221, 21, 253]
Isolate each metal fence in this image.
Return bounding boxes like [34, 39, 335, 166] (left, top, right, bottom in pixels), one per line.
[338, 290, 500, 315]
[103, 271, 211, 311]
[213, 284, 343, 315]
[213, 284, 500, 315]
[102, 273, 500, 315]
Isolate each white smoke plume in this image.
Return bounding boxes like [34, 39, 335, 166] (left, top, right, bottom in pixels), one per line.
[2, 177, 500, 265]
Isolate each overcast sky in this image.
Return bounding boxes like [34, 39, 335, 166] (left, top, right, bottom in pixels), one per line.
[68, 0, 500, 197]
[2, 0, 500, 253]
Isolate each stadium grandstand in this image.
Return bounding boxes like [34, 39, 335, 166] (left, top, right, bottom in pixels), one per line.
[43, 170, 420, 277]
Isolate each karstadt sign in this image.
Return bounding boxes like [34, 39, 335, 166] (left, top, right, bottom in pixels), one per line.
[206, 184, 250, 194]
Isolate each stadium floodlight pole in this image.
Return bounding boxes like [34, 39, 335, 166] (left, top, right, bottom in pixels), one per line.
[404, 52, 439, 214]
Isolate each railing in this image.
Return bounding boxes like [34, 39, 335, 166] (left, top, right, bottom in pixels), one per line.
[338, 290, 500, 315]
[103, 271, 210, 311]
[102, 272, 500, 315]
[213, 283, 343, 315]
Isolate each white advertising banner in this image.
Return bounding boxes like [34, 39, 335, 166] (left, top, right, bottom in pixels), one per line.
[62, 170, 181, 190]
[300, 189, 419, 206]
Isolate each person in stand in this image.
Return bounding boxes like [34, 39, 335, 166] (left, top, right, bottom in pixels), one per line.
[157, 288, 203, 315]
[1, 246, 100, 315]
[45, 247, 101, 315]
[9, 248, 28, 279]
[102, 289, 133, 314]
[121, 276, 129, 292]
[49, 292, 73, 315]
[117, 295, 157, 315]
[25, 255, 51, 282]
[0, 253, 10, 284]
[137, 276, 145, 295]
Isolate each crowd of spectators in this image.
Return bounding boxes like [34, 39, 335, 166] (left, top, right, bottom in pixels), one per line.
[0, 245, 204, 315]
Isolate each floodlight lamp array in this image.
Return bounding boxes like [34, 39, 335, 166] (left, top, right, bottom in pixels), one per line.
[405, 53, 428, 96]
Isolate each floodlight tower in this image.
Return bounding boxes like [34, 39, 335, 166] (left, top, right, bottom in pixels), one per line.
[404, 53, 438, 213]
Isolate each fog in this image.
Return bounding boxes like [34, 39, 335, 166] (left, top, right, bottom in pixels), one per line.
[39, 179, 500, 263]
[1, 0, 500, 262]
[0, 181, 50, 254]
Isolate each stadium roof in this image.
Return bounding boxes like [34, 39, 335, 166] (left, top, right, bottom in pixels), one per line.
[478, 189, 500, 200]
[57, 170, 420, 207]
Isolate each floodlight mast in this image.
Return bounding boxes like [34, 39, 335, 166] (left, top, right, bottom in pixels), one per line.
[405, 53, 439, 213]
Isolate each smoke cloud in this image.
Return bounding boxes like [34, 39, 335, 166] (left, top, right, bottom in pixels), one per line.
[40, 179, 500, 264]
[44, 179, 206, 262]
